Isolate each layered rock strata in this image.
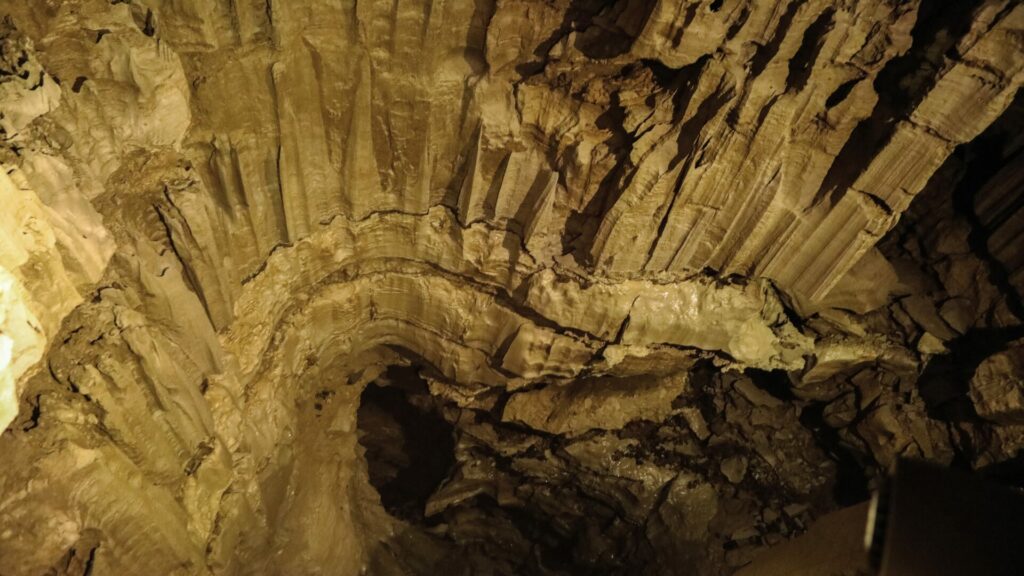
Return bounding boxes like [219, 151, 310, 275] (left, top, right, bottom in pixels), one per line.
[0, 1, 1022, 574]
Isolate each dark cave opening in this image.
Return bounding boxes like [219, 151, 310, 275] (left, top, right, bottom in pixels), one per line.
[799, 402, 871, 506]
[356, 365, 456, 524]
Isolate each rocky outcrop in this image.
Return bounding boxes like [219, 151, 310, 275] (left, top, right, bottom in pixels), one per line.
[0, 0, 1022, 575]
[0, 21, 114, 431]
[970, 341, 1024, 425]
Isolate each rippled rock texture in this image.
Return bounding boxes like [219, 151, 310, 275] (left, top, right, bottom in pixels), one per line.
[0, 0, 1022, 574]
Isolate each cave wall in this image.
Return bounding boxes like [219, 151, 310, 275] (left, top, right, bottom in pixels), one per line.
[0, 1, 1022, 575]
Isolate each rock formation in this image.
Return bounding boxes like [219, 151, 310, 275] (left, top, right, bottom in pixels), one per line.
[0, 0, 1021, 574]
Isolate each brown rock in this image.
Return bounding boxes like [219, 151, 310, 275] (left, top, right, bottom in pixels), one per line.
[970, 342, 1024, 425]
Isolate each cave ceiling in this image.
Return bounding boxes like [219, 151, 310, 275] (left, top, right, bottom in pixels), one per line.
[0, 0, 1022, 574]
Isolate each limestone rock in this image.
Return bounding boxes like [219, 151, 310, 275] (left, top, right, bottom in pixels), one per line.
[0, 23, 113, 431]
[0, 0, 1022, 574]
[720, 455, 748, 484]
[502, 373, 686, 436]
[970, 341, 1024, 425]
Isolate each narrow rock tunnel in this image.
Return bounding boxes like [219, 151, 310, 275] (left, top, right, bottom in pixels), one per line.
[357, 365, 456, 524]
[0, 1, 1023, 575]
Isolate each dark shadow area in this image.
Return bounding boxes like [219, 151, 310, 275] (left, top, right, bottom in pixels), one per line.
[978, 450, 1024, 489]
[896, 90, 1024, 422]
[917, 326, 1024, 423]
[746, 368, 799, 401]
[950, 89, 1024, 324]
[357, 365, 456, 524]
[515, 0, 659, 79]
[784, 8, 834, 94]
[799, 403, 871, 506]
[563, 55, 728, 267]
[814, 0, 986, 208]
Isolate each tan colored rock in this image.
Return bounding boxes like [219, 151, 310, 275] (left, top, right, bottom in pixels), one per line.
[970, 342, 1024, 425]
[0, 0, 1022, 574]
[502, 373, 686, 436]
[720, 455, 748, 484]
[0, 25, 113, 430]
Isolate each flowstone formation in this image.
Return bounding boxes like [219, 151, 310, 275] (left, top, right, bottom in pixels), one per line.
[0, 1, 1022, 574]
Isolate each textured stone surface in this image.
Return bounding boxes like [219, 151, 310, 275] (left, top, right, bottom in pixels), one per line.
[0, 22, 114, 431]
[0, 0, 1022, 574]
[970, 341, 1024, 425]
[502, 372, 687, 435]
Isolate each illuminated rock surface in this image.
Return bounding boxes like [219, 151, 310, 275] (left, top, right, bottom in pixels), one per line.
[0, 1, 1021, 574]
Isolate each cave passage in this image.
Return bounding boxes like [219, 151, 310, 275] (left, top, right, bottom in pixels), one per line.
[1, 1, 1023, 574]
[356, 365, 456, 524]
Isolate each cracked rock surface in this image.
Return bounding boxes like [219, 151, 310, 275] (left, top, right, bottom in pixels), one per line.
[0, 0, 1022, 574]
